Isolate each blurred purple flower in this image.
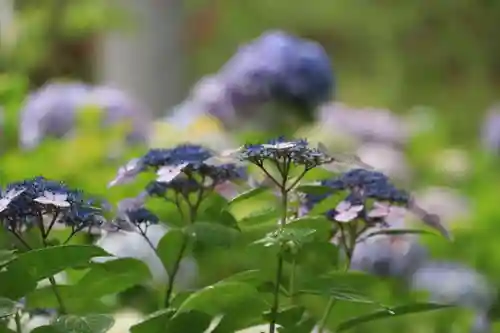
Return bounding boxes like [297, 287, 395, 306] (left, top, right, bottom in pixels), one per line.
[19, 82, 90, 150]
[166, 30, 334, 129]
[220, 30, 334, 111]
[19, 82, 151, 150]
[481, 104, 500, 152]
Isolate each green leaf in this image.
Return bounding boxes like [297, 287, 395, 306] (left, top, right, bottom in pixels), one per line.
[176, 282, 265, 317]
[130, 309, 212, 333]
[25, 286, 109, 314]
[361, 229, 436, 239]
[6, 245, 110, 281]
[297, 288, 389, 309]
[228, 187, 268, 206]
[238, 208, 280, 227]
[130, 309, 175, 333]
[187, 222, 239, 247]
[156, 229, 190, 277]
[219, 270, 268, 286]
[0, 261, 37, 299]
[0, 250, 16, 267]
[165, 311, 212, 333]
[210, 298, 268, 333]
[335, 303, 452, 332]
[285, 216, 333, 241]
[296, 271, 389, 306]
[31, 326, 60, 333]
[75, 258, 152, 297]
[295, 183, 333, 196]
[0, 298, 17, 318]
[294, 242, 339, 273]
[41, 314, 115, 333]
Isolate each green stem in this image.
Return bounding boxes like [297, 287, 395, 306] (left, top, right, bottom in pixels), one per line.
[35, 212, 67, 314]
[269, 254, 284, 333]
[14, 311, 22, 333]
[164, 235, 189, 308]
[318, 225, 356, 333]
[163, 187, 204, 308]
[318, 297, 337, 333]
[289, 259, 296, 304]
[270, 184, 288, 333]
[48, 276, 67, 314]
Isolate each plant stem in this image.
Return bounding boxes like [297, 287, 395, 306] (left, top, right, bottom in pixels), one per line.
[269, 254, 284, 333]
[48, 276, 67, 314]
[14, 311, 22, 333]
[35, 211, 67, 314]
[318, 225, 356, 333]
[270, 182, 288, 333]
[289, 259, 296, 304]
[163, 188, 204, 308]
[318, 297, 337, 333]
[163, 234, 188, 308]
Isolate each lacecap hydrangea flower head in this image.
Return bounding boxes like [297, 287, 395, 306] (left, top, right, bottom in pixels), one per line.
[109, 143, 246, 201]
[0, 176, 105, 243]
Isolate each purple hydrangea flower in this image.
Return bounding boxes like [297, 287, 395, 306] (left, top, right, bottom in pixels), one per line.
[18, 82, 151, 150]
[480, 103, 500, 152]
[220, 30, 334, 111]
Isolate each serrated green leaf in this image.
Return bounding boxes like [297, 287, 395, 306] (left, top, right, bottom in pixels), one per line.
[0, 298, 17, 318]
[156, 229, 190, 277]
[187, 222, 239, 247]
[6, 245, 110, 282]
[228, 187, 269, 206]
[335, 303, 452, 332]
[52, 314, 115, 333]
[75, 258, 152, 297]
[176, 282, 264, 317]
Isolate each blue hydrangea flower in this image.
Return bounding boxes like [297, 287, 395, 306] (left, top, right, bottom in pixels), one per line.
[18, 82, 151, 150]
[239, 136, 332, 169]
[220, 30, 334, 111]
[109, 144, 246, 198]
[0, 177, 105, 236]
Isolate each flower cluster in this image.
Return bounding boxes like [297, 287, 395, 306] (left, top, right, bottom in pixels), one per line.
[109, 144, 246, 197]
[304, 169, 410, 224]
[219, 30, 334, 112]
[0, 176, 104, 241]
[239, 136, 333, 170]
[18, 82, 150, 150]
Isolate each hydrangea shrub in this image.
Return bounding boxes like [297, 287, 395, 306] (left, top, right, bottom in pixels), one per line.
[0, 135, 453, 333]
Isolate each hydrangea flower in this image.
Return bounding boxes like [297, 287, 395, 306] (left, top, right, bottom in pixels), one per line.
[109, 144, 245, 199]
[0, 177, 105, 238]
[303, 168, 449, 238]
[18, 82, 151, 150]
[219, 30, 334, 111]
[239, 136, 332, 169]
[164, 30, 334, 131]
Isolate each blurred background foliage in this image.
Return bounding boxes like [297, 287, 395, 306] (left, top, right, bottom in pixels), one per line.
[1, 0, 500, 332]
